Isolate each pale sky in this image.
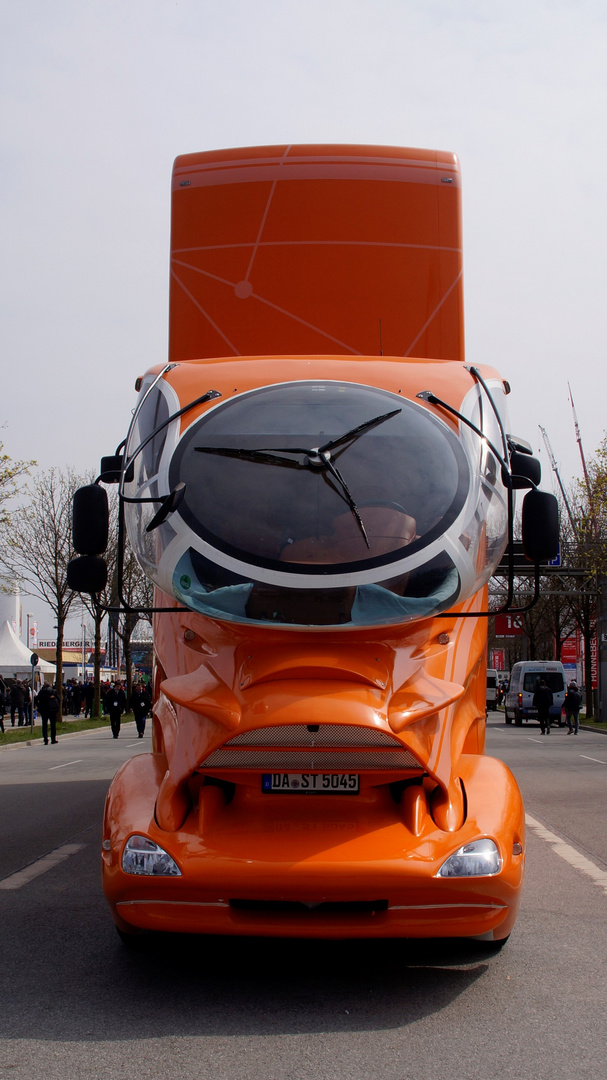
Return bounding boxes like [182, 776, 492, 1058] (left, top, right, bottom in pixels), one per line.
[2, 0, 606, 637]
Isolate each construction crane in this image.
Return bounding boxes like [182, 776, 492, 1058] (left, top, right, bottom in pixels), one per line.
[568, 383, 597, 536]
[538, 425, 577, 536]
[568, 383, 592, 492]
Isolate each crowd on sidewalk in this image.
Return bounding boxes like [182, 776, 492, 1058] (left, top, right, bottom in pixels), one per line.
[0, 675, 152, 743]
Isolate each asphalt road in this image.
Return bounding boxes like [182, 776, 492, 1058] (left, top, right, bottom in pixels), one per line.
[0, 715, 605, 1080]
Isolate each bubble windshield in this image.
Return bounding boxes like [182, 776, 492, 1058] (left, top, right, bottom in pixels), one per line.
[169, 382, 468, 573]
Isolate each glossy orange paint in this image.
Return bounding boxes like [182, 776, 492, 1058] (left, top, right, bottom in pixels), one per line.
[102, 145, 524, 944]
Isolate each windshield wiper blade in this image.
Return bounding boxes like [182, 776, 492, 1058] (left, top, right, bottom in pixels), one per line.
[320, 451, 369, 548]
[194, 446, 305, 468]
[318, 408, 401, 454]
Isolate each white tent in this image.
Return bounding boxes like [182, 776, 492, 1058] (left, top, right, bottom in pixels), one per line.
[0, 620, 56, 678]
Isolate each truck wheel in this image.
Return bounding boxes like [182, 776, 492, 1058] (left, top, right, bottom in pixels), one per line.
[504, 709, 512, 724]
[481, 933, 510, 953]
[514, 710, 523, 726]
[116, 925, 148, 950]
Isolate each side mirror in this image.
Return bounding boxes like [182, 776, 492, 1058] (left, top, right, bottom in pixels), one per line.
[67, 555, 108, 594]
[73, 485, 109, 555]
[510, 451, 541, 489]
[99, 455, 123, 484]
[507, 434, 533, 455]
[521, 489, 559, 562]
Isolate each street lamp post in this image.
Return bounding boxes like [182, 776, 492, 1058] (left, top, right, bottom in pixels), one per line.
[26, 613, 34, 728]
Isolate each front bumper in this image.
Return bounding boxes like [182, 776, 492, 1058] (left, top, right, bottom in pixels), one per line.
[103, 753, 524, 941]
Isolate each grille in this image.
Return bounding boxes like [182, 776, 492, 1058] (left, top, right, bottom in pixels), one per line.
[225, 724, 401, 748]
[200, 722, 421, 771]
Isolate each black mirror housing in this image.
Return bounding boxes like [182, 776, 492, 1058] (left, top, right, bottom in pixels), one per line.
[67, 555, 108, 594]
[510, 451, 541, 489]
[73, 484, 109, 555]
[521, 489, 559, 562]
[99, 455, 123, 484]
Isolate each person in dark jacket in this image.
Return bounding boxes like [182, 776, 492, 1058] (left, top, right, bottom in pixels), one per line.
[0, 675, 6, 734]
[564, 681, 582, 735]
[533, 679, 553, 735]
[129, 683, 150, 738]
[106, 682, 127, 738]
[10, 680, 26, 726]
[83, 680, 95, 718]
[37, 683, 60, 744]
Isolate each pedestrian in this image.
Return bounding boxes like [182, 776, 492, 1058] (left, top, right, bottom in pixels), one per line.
[533, 678, 553, 735]
[72, 680, 83, 717]
[0, 675, 6, 734]
[129, 682, 150, 738]
[106, 681, 127, 739]
[84, 679, 95, 718]
[564, 681, 582, 735]
[10, 680, 26, 727]
[36, 682, 60, 744]
[23, 680, 32, 724]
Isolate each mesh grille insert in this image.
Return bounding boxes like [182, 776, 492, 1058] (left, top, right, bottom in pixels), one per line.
[200, 749, 421, 770]
[224, 724, 402, 748]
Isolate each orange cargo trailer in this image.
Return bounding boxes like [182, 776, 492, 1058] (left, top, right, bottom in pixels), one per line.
[69, 145, 558, 948]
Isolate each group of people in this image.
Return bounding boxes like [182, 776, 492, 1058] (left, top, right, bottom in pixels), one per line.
[0, 676, 35, 732]
[0, 674, 152, 743]
[532, 678, 583, 735]
[104, 681, 151, 739]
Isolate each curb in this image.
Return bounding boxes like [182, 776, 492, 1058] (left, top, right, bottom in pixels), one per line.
[0, 719, 138, 752]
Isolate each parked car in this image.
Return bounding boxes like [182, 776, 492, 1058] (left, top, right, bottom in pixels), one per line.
[504, 661, 566, 725]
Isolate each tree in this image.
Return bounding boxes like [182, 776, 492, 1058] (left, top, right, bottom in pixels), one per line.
[0, 441, 35, 524]
[0, 467, 85, 711]
[77, 486, 153, 704]
[108, 533, 153, 699]
[79, 488, 119, 719]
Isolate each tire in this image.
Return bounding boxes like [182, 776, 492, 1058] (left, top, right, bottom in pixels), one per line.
[514, 709, 523, 726]
[481, 933, 510, 953]
[116, 925, 148, 950]
[504, 710, 512, 725]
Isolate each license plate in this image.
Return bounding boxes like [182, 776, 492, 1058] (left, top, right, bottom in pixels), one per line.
[262, 773, 360, 794]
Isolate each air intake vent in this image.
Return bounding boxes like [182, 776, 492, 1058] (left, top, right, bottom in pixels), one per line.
[230, 899, 389, 914]
[200, 749, 420, 769]
[199, 724, 421, 771]
[225, 724, 399, 747]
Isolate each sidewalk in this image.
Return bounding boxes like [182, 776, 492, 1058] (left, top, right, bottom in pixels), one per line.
[0, 714, 136, 750]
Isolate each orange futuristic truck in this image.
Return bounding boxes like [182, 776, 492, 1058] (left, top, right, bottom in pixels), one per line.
[68, 145, 558, 948]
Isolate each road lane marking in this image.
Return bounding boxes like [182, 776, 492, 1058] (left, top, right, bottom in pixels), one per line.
[0, 843, 86, 890]
[527, 738, 544, 744]
[525, 814, 607, 896]
[48, 760, 83, 771]
[580, 755, 607, 765]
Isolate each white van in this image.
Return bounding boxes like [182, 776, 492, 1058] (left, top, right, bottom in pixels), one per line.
[486, 669, 498, 709]
[504, 661, 566, 726]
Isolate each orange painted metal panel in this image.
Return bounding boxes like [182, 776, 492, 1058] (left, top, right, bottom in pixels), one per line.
[169, 144, 464, 363]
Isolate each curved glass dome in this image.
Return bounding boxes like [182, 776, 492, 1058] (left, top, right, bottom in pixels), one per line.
[170, 382, 469, 573]
[124, 379, 508, 628]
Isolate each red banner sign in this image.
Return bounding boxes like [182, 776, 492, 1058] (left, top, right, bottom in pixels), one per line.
[490, 648, 505, 671]
[494, 614, 524, 637]
[560, 638, 578, 664]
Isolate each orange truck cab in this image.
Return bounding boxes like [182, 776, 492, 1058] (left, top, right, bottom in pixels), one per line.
[69, 145, 558, 947]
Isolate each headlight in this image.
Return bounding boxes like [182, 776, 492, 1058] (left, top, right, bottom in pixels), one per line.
[121, 835, 182, 876]
[436, 838, 501, 878]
